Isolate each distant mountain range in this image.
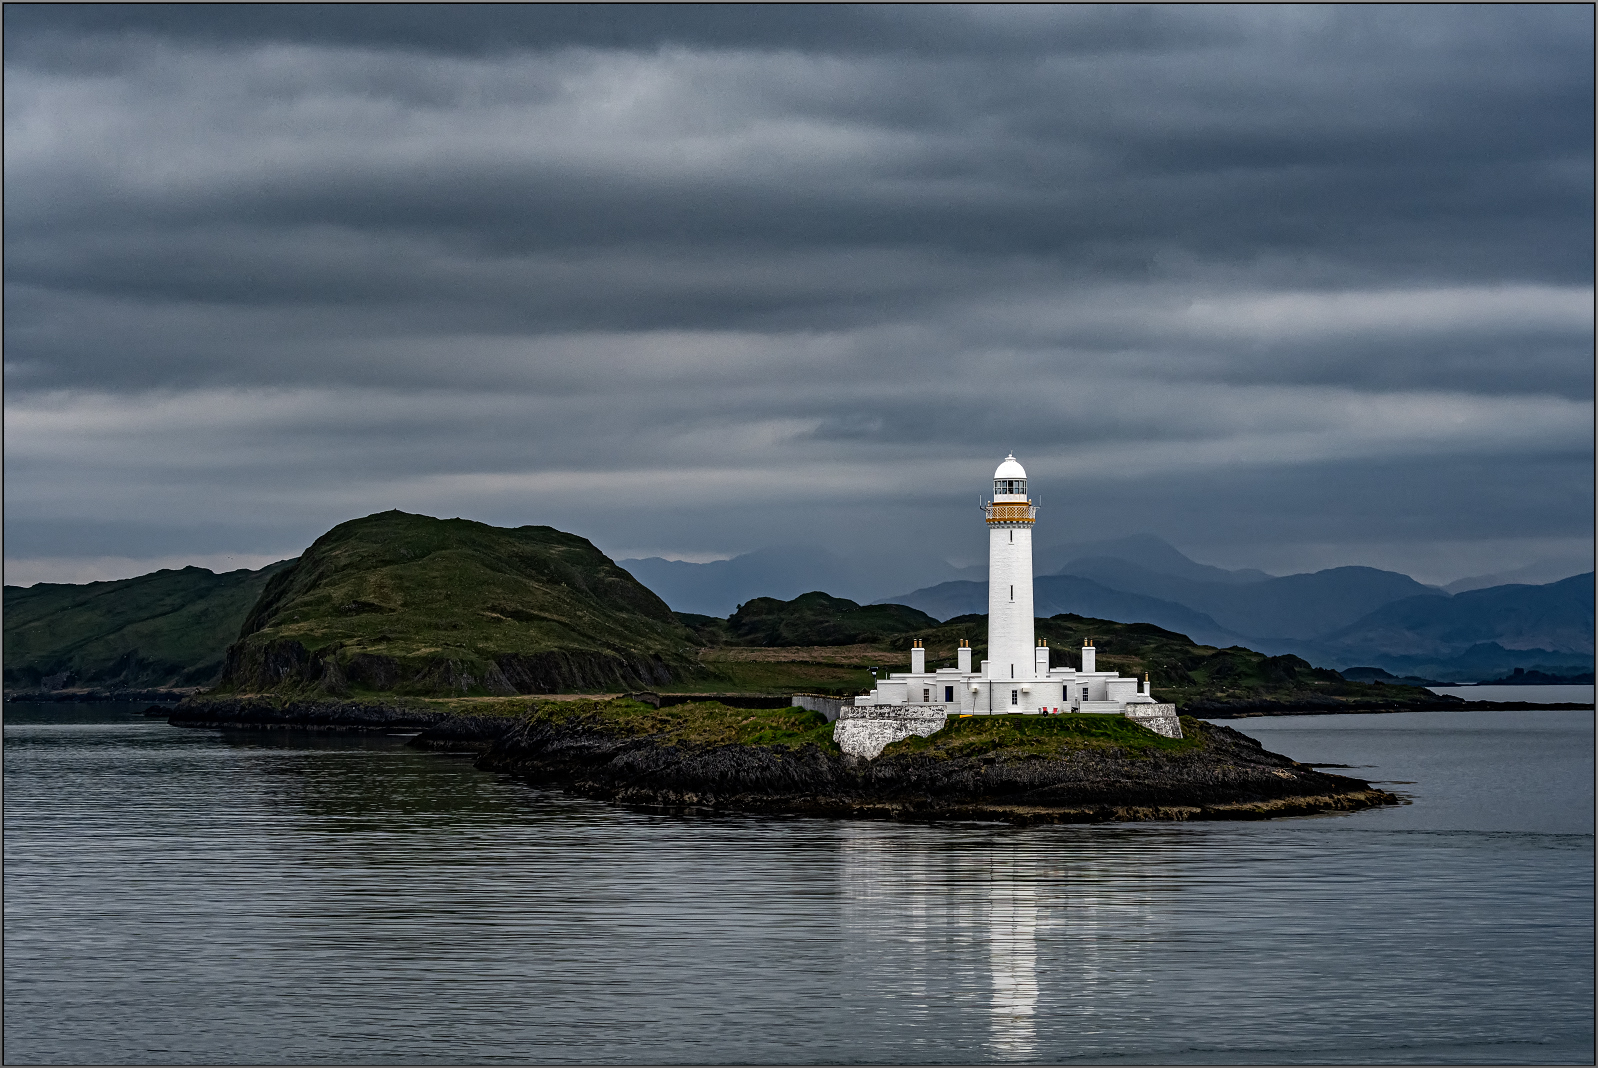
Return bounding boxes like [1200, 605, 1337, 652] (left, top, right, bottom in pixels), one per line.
[619, 533, 1591, 682]
[1039, 557, 1444, 640]
[884, 563, 1591, 683]
[1444, 556, 1596, 594]
[616, 545, 977, 617]
[1283, 573, 1595, 679]
[1033, 533, 1273, 586]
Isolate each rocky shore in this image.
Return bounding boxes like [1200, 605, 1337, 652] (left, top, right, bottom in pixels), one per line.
[164, 697, 452, 732]
[8, 687, 206, 704]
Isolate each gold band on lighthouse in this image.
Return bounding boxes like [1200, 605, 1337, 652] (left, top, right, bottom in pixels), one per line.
[984, 501, 1036, 525]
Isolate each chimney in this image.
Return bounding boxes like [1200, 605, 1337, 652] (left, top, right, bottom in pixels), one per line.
[1035, 638, 1050, 676]
[1081, 639, 1096, 673]
[957, 639, 972, 674]
[910, 639, 925, 675]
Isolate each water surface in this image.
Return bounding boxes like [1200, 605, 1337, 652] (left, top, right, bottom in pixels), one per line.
[1427, 683, 1593, 704]
[4, 703, 1592, 1064]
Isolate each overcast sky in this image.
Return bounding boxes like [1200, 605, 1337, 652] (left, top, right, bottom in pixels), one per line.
[5, 4, 1593, 588]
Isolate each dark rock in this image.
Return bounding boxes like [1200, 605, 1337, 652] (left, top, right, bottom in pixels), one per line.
[166, 697, 448, 732]
[5, 687, 203, 703]
[406, 712, 527, 751]
[344, 653, 401, 690]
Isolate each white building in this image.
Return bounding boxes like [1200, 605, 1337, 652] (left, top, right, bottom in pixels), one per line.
[848, 455, 1179, 739]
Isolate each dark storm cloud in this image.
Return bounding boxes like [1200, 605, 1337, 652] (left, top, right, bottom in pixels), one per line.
[4, 4, 1592, 585]
[4, 4, 1223, 62]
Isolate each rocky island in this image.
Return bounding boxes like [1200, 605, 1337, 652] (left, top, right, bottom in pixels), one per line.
[472, 699, 1397, 823]
[164, 695, 1397, 823]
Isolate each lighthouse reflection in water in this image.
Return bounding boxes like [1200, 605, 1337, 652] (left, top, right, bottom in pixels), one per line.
[840, 824, 1169, 1060]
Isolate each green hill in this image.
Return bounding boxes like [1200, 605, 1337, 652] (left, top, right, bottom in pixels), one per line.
[218, 510, 704, 697]
[3, 561, 295, 690]
[680, 591, 938, 647]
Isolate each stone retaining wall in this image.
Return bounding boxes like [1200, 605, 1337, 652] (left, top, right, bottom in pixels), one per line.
[1123, 703, 1183, 739]
[792, 694, 847, 722]
[833, 705, 949, 759]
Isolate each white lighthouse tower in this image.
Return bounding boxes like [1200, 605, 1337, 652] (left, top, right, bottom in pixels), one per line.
[985, 454, 1037, 684]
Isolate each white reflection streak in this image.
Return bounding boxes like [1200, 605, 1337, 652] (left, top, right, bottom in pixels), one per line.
[988, 877, 1040, 1058]
[839, 828, 941, 1022]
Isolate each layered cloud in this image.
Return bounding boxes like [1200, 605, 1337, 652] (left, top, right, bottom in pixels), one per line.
[4, 5, 1592, 587]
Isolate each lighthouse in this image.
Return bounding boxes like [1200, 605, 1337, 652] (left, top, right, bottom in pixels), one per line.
[838, 453, 1181, 748]
[985, 454, 1037, 683]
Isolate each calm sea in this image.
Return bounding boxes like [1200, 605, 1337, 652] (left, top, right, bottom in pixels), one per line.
[4, 699, 1592, 1065]
[1428, 684, 1594, 704]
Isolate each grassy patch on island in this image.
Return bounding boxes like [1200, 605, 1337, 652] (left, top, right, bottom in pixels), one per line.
[670, 655, 887, 694]
[529, 697, 841, 752]
[883, 713, 1202, 760]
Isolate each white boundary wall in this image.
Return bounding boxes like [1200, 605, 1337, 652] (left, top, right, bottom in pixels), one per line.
[1122, 703, 1183, 739]
[791, 694, 846, 722]
[833, 706, 949, 759]
[834, 704, 1183, 759]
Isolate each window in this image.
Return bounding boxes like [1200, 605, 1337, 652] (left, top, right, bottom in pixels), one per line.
[1062, 685, 1069, 701]
[923, 688, 930, 703]
[994, 478, 1027, 496]
[1009, 584, 1014, 600]
[1082, 686, 1090, 701]
[944, 685, 954, 702]
[1011, 689, 1019, 705]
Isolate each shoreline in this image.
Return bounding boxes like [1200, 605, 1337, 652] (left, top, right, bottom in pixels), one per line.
[6, 687, 206, 704]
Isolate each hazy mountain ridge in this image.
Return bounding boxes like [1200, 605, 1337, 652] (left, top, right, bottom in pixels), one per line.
[617, 546, 976, 617]
[1444, 558, 1594, 594]
[1052, 558, 1446, 640]
[1294, 574, 1594, 668]
[874, 541, 1590, 681]
[1034, 534, 1273, 586]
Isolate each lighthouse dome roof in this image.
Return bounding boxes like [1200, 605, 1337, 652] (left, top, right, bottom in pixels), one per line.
[994, 454, 1027, 480]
